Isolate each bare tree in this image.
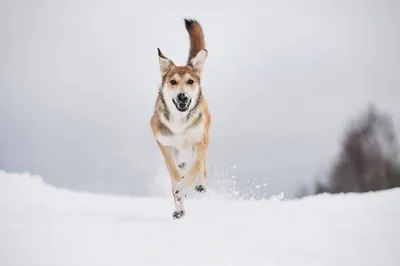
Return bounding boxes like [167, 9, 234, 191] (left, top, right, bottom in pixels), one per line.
[314, 104, 400, 194]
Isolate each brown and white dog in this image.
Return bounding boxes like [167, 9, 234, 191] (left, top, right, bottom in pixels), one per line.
[150, 19, 211, 219]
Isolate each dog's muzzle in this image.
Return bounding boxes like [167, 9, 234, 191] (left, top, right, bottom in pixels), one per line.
[173, 93, 191, 112]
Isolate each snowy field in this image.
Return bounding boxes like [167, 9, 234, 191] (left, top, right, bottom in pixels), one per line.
[0, 170, 399, 266]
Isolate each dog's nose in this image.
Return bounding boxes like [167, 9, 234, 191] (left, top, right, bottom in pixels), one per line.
[177, 93, 189, 104]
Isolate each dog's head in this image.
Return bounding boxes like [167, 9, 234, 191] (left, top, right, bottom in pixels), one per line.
[157, 48, 207, 113]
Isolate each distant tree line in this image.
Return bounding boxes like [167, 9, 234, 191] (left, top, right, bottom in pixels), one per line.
[298, 104, 400, 197]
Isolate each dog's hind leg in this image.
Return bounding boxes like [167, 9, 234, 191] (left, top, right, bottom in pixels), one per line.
[195, 160, 207, 193]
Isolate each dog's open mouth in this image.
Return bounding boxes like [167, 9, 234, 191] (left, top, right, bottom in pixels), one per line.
[173, 99, 191, 112]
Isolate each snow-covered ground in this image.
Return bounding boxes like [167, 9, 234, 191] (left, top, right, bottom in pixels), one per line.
[0, 170, 399, 266]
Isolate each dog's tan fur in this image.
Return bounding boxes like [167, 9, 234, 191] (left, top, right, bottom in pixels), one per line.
[150, 19, 210, 219]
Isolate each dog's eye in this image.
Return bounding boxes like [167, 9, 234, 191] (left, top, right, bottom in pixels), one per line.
[187, 79, 194, 85]
[170, 80, 177, 85]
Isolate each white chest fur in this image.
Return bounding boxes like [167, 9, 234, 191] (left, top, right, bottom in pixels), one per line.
[157, 125, 204, 149]
[157, 107, 204, 149]
[157, 125, 203, 167]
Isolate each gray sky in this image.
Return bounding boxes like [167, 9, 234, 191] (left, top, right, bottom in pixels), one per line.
[1, 0, 399, 198]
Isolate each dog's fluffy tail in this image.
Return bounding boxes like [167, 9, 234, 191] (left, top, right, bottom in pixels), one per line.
[184, 18, 205, 63]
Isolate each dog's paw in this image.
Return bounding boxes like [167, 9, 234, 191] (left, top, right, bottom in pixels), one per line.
[172, 210, 185, 219]
[195, 185, 206, 193]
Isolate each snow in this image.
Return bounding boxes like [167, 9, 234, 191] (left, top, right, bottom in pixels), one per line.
[1, 170, 399, 266]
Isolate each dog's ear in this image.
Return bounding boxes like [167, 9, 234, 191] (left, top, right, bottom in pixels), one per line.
[158, 48, 175, 77]
[189, 49, 208, 78]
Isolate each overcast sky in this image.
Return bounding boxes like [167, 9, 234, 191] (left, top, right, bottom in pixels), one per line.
[1, 0, 399, 198]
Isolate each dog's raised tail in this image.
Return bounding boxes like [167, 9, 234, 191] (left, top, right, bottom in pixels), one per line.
[184, 18, 205, 63]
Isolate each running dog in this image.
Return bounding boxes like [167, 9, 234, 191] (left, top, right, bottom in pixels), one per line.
[150, 19, 211, 219]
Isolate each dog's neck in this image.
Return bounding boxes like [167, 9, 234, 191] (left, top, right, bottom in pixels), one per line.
[157, 91, 203, 135]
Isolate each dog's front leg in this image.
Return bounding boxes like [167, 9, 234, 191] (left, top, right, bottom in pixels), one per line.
[174, 143, 207, 198]
[157, 141, 186, 218]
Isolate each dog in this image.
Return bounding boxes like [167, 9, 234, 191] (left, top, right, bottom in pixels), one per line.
[150, 19, 211, 219]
